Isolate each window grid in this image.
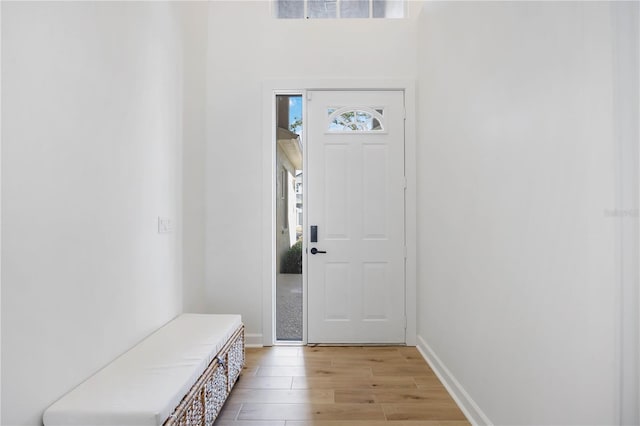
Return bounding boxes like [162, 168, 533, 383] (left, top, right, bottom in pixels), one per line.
[327, 106, 386, 133]
[274, 0, 404, 19]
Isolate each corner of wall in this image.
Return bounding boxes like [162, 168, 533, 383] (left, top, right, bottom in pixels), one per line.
[416, 335, 492, 426]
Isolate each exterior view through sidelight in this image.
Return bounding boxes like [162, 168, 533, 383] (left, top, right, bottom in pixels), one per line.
[275, 94, 304, 342]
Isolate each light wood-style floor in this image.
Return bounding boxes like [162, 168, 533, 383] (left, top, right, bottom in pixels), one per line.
[213, 346, 470, 426]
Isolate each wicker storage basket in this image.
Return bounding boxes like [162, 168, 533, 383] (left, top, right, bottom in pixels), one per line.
[164, 326, 245, 426]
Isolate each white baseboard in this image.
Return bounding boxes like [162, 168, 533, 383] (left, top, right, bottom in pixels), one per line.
[245, 333, 263, 348]
[416, 335, 493, 426]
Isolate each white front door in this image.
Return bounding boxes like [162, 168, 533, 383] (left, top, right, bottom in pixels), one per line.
[307, 90, 406, 344]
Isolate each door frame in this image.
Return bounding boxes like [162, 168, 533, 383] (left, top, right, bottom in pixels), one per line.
[261, 79, 417, 347]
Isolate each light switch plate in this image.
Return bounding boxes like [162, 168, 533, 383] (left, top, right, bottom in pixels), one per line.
[158, 217, 172, 234]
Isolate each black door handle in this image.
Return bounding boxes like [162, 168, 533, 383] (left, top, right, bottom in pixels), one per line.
[310, 247, 326, 255]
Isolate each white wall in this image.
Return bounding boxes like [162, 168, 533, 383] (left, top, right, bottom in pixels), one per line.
[416, 2, 624, 424]
[2, 2, 185, 424]
[205, 1, 419, 341]
[179, 2, 209, 314]
[0, 2, 3, 422]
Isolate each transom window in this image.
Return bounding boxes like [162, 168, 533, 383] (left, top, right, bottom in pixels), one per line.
[274, 0, 405, 19]
[327, 107, 385, 132]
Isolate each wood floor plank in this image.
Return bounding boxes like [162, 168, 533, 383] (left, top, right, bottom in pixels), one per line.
[238, 403, 386, 421]
[291, 376, 418, 390]
[413, 375, 444, 388]
[257, 366, 372, 377]
[303, 346, 367, 354]
[372, 364, 434, 377]
[334, 389, 457, 404]
[362, 347, 410, 353]
[250, 346, 302, 357]
[221, 346, 468, 425]
[235, 376, 293, 389]
[333, 389, 377, 404]
[304, 350, 404, 361]
[373, 389, 458, 404]
[382, 403, 468, 421]
[246, 356, 326, 368]
[216, 403, 242, 421]
[331, 357, 417, 368]
[228, 389, 334, 404]
[397, 348, 427, 362]
[241, 366, 259, 376]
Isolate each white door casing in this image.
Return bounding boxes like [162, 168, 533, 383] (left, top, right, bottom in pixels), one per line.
[307, 90, 406, 344]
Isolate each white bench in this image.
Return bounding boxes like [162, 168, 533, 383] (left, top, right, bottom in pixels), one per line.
[43, 314, 245, 426]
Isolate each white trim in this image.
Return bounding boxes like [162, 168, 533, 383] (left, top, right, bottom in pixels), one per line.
[302, 90, 309, 346]
[404, 80, 417, 346]
[416, 335, 492, 426]
[262, 79, 417, 347]
[611, 3, 640, 424]
[261, 87, 275, 346]
[0, 2, 3, 420]
[245, 333, 264, 348]
[262, 89, 308, 347]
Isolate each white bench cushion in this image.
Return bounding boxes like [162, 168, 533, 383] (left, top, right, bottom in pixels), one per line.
[43, 313, 243, 426]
